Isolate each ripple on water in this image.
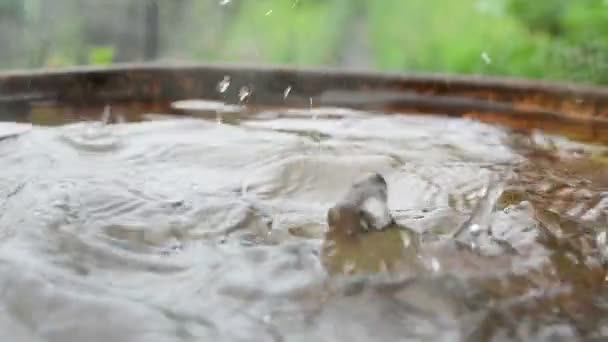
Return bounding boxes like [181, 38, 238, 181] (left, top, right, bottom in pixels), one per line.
[0, 110, 606, 341]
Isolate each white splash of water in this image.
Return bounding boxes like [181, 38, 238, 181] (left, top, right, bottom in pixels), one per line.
[216, 76, 231, 93]
[215, 112, 223, 125]
[598, 231, 607, 246]
[469, 223, 481, 233]
[219, 0, 231, 6]
[309, 97, 317, 120]
[238, 86, 251, 103]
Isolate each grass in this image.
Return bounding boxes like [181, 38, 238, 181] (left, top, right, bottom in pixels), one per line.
[367, 0, 560, 79]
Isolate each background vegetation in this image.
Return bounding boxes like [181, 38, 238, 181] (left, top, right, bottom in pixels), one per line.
[1, 0, 607, 85]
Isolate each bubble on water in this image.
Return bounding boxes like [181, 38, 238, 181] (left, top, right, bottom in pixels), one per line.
[238, 86, 252, 103]
[265, 9, 273, 16]
[219, 0, 231, 5]
[283, 86, 292, 99]
[481, 52, 492, 65]
[216, 76, 231, 93]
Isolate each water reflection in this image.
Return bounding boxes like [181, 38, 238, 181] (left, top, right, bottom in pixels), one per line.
[0, 105, 606, 341]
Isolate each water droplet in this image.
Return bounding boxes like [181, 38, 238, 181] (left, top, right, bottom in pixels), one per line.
[469, 223, 481, 233]
[265, 9, 273, 16]
[430, 258, 441, 272]
[219, 0, 231, 5]
[470, 241, 478, 251]
[101, 105, 112, 124]
[481, 52, 492, 65]
[309, 97, 318, 120]
[216, 76, 231, 93]
[597, 231, 607, 246]
[343, 260, 356, 274]
[283, 86, 292, 99]
[238, 86, 251, 103]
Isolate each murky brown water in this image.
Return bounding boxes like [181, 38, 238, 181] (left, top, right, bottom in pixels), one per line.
[1, 104, 607, 341]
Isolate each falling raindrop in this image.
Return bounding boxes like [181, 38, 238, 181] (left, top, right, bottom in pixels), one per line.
[481, 51, 492, 65]
[265, 9, 273, 16]
[283, 86, 292, 99]
[310, 97, 317, 120]
[238, 86, 251, 103]
[216, 76, 231, 93]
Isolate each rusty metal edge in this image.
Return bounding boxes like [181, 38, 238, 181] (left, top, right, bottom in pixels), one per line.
[1, 62, 608, 142]
[1, 62, 608, 103]
[1, 62, 607, 93]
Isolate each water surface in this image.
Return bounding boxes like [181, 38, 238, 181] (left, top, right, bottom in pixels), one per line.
[0, 106, 607, 341]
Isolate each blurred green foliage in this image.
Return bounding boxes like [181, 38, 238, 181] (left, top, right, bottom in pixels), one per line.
[88, 46, 115, 66]
[0, 0, 607, 85]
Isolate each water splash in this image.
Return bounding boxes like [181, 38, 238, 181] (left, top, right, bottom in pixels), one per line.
[216, 76, 231, 94]
[430, 258, 441, 273]
[215, 111, 224, 125]
[238, 86, 252, 103]
[100, 105, 112, 125]
[309, 97, 317, 120]
[219, 0, 231, 5]
[452, 173, 507, 241]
